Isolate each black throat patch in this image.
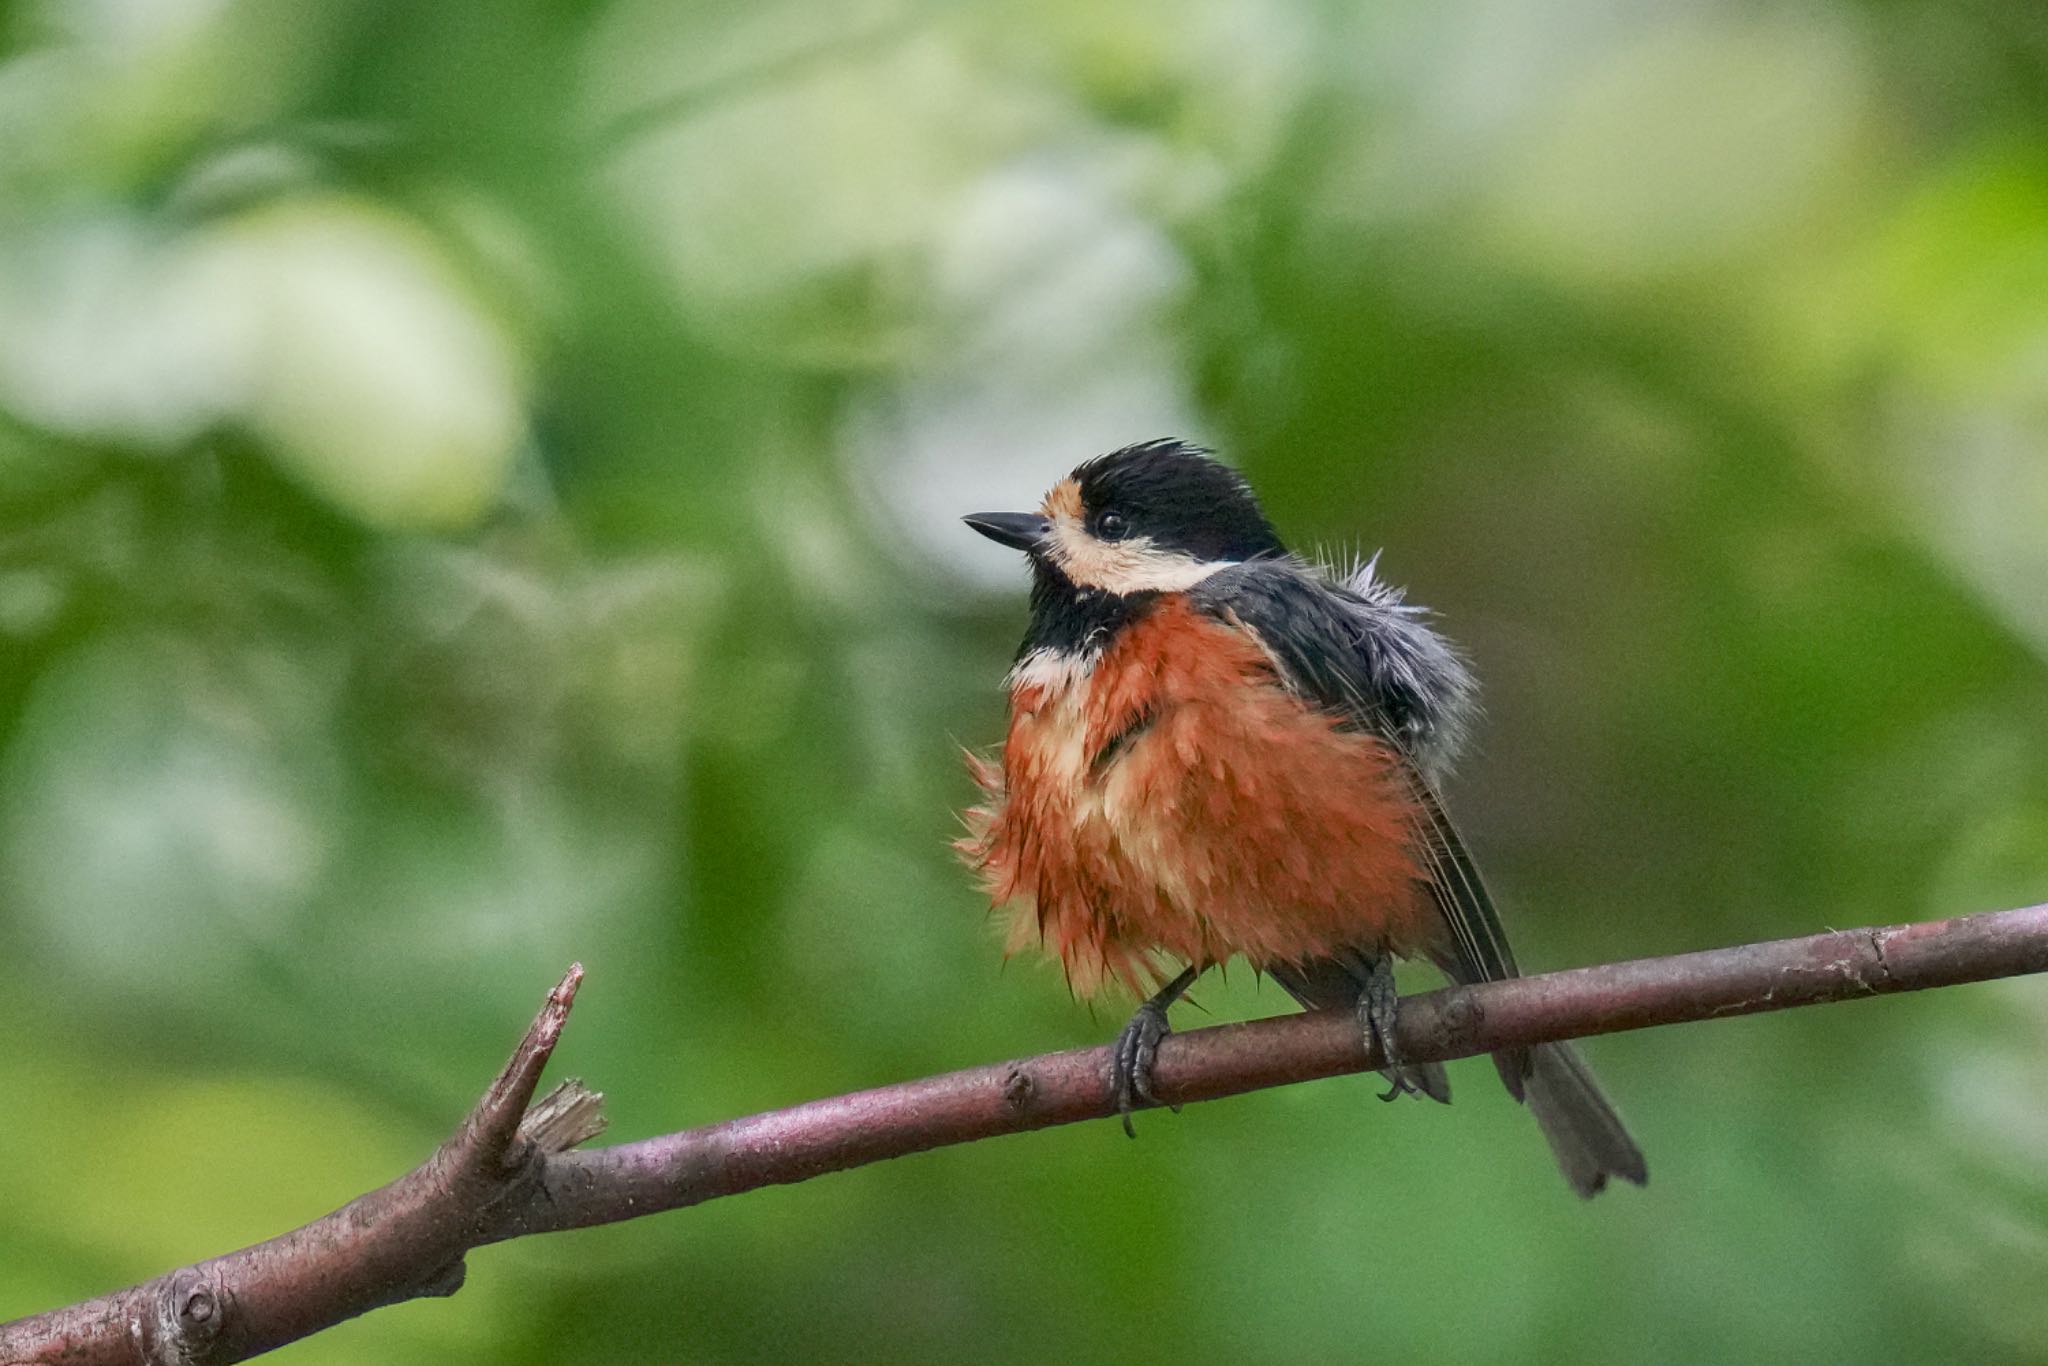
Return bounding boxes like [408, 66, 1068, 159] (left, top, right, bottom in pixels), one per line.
[1018, 564, 1159, 661]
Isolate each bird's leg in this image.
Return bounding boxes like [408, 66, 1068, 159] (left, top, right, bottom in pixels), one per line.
[1357, 956, 1414, 1102]
[1109, 966, 1199, 1138]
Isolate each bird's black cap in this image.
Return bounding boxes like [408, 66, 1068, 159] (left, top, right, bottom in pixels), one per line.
[1070, 439, 1285, 563]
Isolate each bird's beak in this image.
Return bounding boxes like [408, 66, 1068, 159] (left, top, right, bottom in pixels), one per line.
[963, 512, 1052, 553]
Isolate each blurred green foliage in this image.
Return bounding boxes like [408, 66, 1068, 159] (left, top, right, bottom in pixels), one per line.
[3, 0, 2048, 1361]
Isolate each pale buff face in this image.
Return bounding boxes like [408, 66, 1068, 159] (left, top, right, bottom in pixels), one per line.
[1036, 477, 1231, 596]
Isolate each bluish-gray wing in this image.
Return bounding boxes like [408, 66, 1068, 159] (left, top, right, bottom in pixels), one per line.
[1194, 566, 1643, 1191]
[1189, 561, 1520, 996]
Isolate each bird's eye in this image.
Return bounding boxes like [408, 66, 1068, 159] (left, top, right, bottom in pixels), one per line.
[1096, 511, 1129, 541]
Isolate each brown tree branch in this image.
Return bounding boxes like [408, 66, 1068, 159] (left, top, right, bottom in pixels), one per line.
[7, 904, 2048, 1363]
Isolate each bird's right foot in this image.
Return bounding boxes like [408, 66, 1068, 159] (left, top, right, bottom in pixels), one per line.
[1109, 1002, 1171, 1138]
[1107, 966, 1199, 1137]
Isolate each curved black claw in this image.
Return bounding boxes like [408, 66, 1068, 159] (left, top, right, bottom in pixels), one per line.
[1364, 1016, 1417, 1101]
[1108, 966, 1199, 1137]
[1358, 955, 1422, 1103]
[1110, 1001, 1174, 1137]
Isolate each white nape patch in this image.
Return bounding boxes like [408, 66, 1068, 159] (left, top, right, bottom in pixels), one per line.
[1046, 518, 1231, 595]
[1006, 648, 1095, 696]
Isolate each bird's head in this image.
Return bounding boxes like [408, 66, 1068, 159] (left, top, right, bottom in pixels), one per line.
[964, 439, 1285, 596]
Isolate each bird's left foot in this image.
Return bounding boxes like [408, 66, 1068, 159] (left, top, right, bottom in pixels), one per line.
[1108, 966, 1199, 1137]
[1358, 957, 1450, 1104]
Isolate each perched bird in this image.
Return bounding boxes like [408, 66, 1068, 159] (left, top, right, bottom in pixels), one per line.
[957, 439, 1645, 1197]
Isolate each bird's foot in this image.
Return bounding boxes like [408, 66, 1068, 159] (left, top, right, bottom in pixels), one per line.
[1357, 957, 1448, 1104]
[1110, 1002, 1174, 1138]
[1108, 966, 1199, 1137]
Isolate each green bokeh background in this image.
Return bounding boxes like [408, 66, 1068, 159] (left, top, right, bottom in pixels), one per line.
[4, 1, 2048, 1361]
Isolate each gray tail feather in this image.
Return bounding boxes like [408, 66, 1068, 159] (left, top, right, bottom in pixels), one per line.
[1396, 1057, 1453, 1105]
[1521, 1042, 1648, 1199]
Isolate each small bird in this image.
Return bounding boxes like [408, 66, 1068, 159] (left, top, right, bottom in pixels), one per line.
[958, 439, 1645, 1197]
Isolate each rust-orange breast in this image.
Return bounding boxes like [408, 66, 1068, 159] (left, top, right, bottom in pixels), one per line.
[959, 595, 1440, 999]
